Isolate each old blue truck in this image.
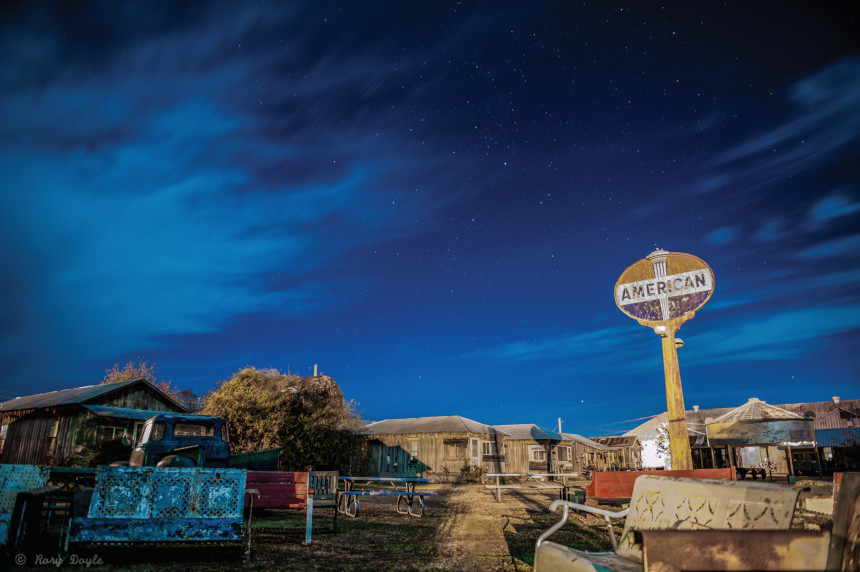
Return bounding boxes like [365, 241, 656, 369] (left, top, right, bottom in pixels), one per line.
[126, 413, 280, 470]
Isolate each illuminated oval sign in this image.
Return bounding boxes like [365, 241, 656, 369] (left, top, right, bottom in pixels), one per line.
[615, 250, 715, 323]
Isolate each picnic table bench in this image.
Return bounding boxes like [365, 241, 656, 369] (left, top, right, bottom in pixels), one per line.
[485, 473, 584, 503]
[66, 466, 254, 559]
[534, 474, 801, 571]
[337, 476, 436, 517]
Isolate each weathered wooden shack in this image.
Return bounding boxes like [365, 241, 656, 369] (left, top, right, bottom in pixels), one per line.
[363, 415, 507, 480]
[588, 435, 643, 470]
[0, 379, 186, 466]
[493, 424, 559, 473]
[561, 432, 620, 472]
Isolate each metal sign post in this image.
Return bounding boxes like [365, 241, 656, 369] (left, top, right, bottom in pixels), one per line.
[614, 249, 715, 470]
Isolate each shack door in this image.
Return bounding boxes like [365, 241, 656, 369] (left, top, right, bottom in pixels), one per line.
[469, 438, 480, 467]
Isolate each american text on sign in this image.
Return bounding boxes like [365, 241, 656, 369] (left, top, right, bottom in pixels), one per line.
[615, 270, 712, 306]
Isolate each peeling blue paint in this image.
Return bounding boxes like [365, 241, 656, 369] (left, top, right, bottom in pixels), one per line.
[69, 466, 246, 544]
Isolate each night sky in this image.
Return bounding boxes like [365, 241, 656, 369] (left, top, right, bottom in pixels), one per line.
[1, 2, 858, 436]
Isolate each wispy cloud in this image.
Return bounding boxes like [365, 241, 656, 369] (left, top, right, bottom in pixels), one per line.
[711, 59, 860, 178]
[685, 304, 860, 364]
[797, 234, 860, 259]
[0, 4, 464, 375]
[805, 193, 860, 228]
[704, 227, 739, 246]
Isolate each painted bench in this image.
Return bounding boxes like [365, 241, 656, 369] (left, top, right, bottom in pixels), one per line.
[66, 466, 252, 558]
[534, 474, 801, 571]
[584, 468, 733, 506]
[245, 470, 321, 544]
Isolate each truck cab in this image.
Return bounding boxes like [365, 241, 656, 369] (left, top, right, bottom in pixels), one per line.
[128, 413, 231, 467]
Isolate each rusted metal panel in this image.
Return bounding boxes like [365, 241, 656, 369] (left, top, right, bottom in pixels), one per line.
[707, 419, 814, 446]
[70, 517, 243, 543]
[816, 428, 860, 447]
[635, 529, 830, 571]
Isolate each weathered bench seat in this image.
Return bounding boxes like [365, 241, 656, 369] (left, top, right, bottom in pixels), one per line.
[534, 474, 801, 572]
[584, 468, 733, 506]
[66, 467, 251, 557]
[245, 471, 319, 544]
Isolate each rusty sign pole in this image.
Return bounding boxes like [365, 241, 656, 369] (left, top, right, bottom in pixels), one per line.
[656, 317, 693, 470]
[615, 249, 715, 471]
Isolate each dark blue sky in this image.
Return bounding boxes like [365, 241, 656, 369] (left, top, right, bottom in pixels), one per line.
[1, 1, 858, 436]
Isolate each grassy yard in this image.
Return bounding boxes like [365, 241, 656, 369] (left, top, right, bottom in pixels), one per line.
[20, 479, 829, 571]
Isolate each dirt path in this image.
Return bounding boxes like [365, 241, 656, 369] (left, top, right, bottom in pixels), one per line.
[425, 484, 577, 571]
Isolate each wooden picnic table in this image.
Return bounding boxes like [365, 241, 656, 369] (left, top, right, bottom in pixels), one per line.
[485, 473, 585, 502]
[337, 476, 436, 517]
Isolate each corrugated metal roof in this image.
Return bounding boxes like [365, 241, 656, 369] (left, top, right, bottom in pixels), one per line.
[814, 406, 860, 430]
[0, 379, 144, 412]
[82, 405, 180, 421]
[493, 424, 562, 441]
[590, 435, 641, 448]
[709, 397, 806, 424]
[364, 415, 507, 435]
[561, 433, 618, 451]
[816, 427, 860, 447]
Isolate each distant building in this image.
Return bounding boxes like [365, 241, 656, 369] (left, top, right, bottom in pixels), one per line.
[494, 424, 563, 474]
[493, 424, 619, 474]
[561, 433, 620, 472]
[363, 415, 507, 479]
[624, 396, 860, 475]
[588, 435, 642, 470]
[0, 379, 186, 466]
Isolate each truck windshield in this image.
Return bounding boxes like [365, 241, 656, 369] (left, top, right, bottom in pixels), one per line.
[174, 423, 215, 437]
[140, 421, 165, 444]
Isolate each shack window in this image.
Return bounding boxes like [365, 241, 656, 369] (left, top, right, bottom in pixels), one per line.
[408, 439, 419, 462]
[45, 420, 60, 457]
[97, 425, 125, 442]
[221, 424, 228, 442]
[0, 424, 7, 453]
[443, 439, 467, 460]
[530, 446, 546, 462]
[481, 441, 497, 456]
[557, 446, 572, 462]
[174, 423, 214, 437]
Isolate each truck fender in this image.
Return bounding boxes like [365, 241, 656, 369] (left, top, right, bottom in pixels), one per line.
[156, 455, 196, 468]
